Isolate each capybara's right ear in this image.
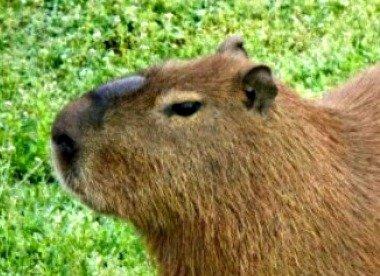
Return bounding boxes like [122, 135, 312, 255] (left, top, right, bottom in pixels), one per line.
[217, 35, 248, 57]
[242, 65, 278, 115]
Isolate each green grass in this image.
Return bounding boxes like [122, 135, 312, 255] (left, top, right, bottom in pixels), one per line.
[0, 0, 379, 274]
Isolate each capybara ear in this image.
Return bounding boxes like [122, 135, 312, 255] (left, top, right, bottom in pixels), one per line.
[242, 65, 278, 115]
[217, 35, 248, 57]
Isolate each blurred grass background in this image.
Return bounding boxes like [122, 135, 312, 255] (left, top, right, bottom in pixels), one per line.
[0, 0, 379, 274]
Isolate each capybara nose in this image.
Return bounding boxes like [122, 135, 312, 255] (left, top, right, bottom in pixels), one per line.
[52, 131, 78, 164]
[51, 98, 90, 171]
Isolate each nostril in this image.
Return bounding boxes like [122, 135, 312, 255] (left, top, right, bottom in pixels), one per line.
[53, 133, 78, 162]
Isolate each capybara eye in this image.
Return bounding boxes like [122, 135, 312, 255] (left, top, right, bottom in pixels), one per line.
[165, 101, 202, 117]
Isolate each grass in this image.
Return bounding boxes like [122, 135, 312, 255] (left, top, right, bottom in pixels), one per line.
[0, 0, 379, 274]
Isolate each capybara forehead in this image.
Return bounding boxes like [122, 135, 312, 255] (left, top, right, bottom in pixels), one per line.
[142, 53, 253, 95]
[87, 53, 254, 125]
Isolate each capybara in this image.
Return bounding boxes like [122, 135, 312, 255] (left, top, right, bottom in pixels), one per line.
[51, 36, 379, 275]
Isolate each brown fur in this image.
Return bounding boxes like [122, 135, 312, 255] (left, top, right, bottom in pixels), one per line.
[52, 40, 379, 275]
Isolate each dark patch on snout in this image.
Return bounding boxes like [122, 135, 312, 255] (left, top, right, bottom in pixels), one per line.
[52, 75, 146, 177]
[86, 75, 146, 127]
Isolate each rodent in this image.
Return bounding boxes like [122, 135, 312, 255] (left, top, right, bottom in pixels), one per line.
[51, 36, 379, 275]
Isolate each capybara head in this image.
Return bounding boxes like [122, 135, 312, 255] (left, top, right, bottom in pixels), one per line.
[52, 36, 379, 274]
[52, 36, 280, 230]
